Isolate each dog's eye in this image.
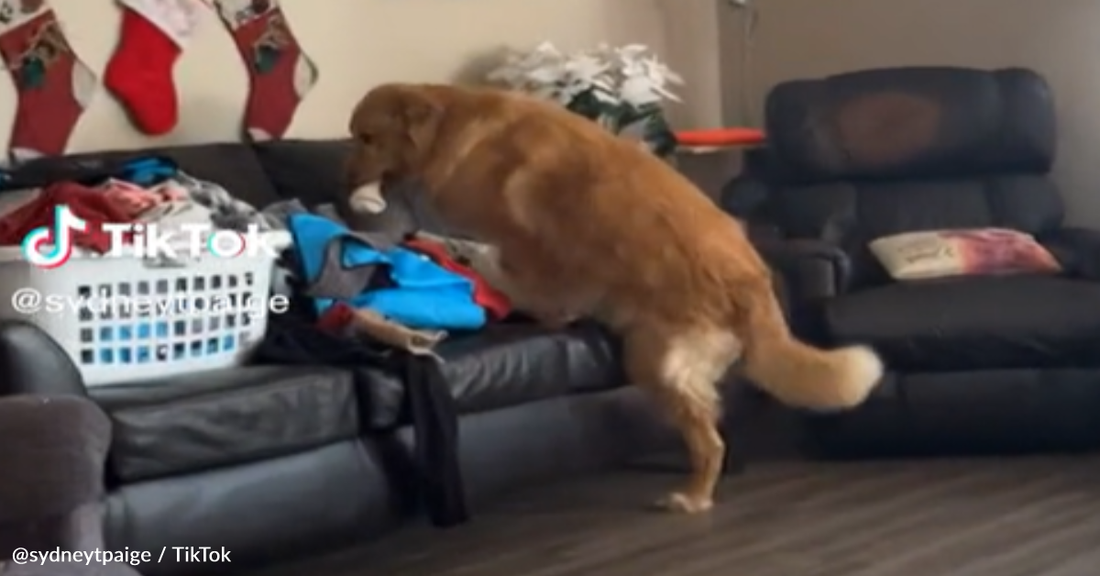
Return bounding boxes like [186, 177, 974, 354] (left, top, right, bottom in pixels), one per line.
[358, 134, 373, 145]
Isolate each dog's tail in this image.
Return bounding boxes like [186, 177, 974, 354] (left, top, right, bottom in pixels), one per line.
[738, 292, 883, 410]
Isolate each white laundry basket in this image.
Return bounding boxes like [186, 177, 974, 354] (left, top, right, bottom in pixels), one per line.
[0, 231, 291, 387]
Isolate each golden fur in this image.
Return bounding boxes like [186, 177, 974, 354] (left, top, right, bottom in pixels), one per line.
[345, 83, 884, 513]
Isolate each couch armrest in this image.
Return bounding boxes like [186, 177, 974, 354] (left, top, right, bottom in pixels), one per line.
[0, 395, 111, 558]
[0, 321, 87, 397]
[1042, 227, 1100, 281]
[755, 238, 852, 301]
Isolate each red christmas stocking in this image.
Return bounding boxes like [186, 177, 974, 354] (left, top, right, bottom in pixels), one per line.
[0, 0, 96, 163]
[213, 0, 318, 140]
[104, 0, 204, 136]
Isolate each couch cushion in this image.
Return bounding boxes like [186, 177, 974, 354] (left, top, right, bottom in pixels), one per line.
[356, 322, 623, 430]
[824, 275, 1100, 371]
[438, 322, 624, 405]
[90, 365, 357, 483]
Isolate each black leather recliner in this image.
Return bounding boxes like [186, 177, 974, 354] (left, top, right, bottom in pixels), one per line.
[724, 66, 1100, 457]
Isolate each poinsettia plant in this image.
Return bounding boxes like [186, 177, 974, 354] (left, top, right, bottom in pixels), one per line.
[486, 42, 682, 157]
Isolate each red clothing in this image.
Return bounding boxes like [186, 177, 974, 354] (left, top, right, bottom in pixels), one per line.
[317, 302, 355, 333]
[0, 182, 137, 252]
[402, 237, 512, 321]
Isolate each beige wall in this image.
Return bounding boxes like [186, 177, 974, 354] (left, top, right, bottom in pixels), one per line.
[722, 0, 1100, 225]
[0, 0, 671, 153]
[660, 0, 724, 128]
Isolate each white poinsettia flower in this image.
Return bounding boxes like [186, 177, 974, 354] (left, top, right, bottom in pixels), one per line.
[648, 58, 684, 84]
[532, 41, 561, 56]
[554, 80, 586, 103]
[590, 78, 617, 94]
[485, 60, 521, 85]
[620, 76, 662, 107]
[620, 56, 643, 73]
[651, 84, 682, 102]
[485, 40, 682, 117]
[565, 55, 606, 81]
[526, 65, 566, 85]
[592, 90, 620, 105]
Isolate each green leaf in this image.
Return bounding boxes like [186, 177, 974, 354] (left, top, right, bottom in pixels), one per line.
[563, 95, 675, 157]
[644, 113, 677, 158]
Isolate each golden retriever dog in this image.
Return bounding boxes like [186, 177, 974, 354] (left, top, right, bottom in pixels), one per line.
[345, 83, 883, 513]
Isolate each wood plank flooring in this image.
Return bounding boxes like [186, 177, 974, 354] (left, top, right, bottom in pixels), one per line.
[250, 456, 1100, 576]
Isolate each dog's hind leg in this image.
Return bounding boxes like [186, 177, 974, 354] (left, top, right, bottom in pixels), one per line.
[623, 327, 742, 513]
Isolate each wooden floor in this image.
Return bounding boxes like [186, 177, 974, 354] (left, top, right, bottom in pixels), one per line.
[253, 456, 1100, 576]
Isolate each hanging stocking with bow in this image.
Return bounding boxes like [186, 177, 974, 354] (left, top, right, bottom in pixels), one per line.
[213, 0, 318, 141]
[0, 0, 96, 164]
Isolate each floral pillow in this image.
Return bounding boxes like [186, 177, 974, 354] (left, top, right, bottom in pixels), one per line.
[869, 228, 1062, 281]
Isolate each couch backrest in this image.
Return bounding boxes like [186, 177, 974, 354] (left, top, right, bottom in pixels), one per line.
[251, 139, 430, 238]
[756, 66, 1065, 286]
[1, 142, 284, 209]
[0, 138, 445, 240]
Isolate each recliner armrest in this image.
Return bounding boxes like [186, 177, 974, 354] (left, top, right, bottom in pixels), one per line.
[0, 321, 86, 397]
[1041, 227, 1100, 281]
[754, 238, 852, 301]
[721, 174, 853, 298]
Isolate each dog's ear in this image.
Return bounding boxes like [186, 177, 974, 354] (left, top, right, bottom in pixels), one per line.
[394, 84, 443, 151]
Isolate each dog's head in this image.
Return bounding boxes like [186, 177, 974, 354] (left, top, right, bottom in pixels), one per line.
[345, 83, 444, 214]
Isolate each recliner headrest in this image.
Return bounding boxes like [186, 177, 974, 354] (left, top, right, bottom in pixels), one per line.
[764, 67, 1056, 184]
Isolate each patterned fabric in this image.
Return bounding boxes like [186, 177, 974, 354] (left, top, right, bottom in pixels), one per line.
[119, 0, 204, 47]
[170, 170, 271, 232]
[210, 0, 318, 140]
[0, 0, 97, 162]
[870, 227, 1063, 281]
[95, 178, 187, 218]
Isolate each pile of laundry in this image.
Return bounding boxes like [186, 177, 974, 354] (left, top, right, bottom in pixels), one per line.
[0, 156, 277, 256]
[262, 203, 513, 358]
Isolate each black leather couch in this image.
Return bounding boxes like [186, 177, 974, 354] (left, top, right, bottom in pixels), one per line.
[725, 66, 1100, 458]
[0, 140, 674, 575]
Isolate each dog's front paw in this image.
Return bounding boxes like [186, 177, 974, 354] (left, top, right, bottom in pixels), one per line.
[653, 492, 714, 514]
